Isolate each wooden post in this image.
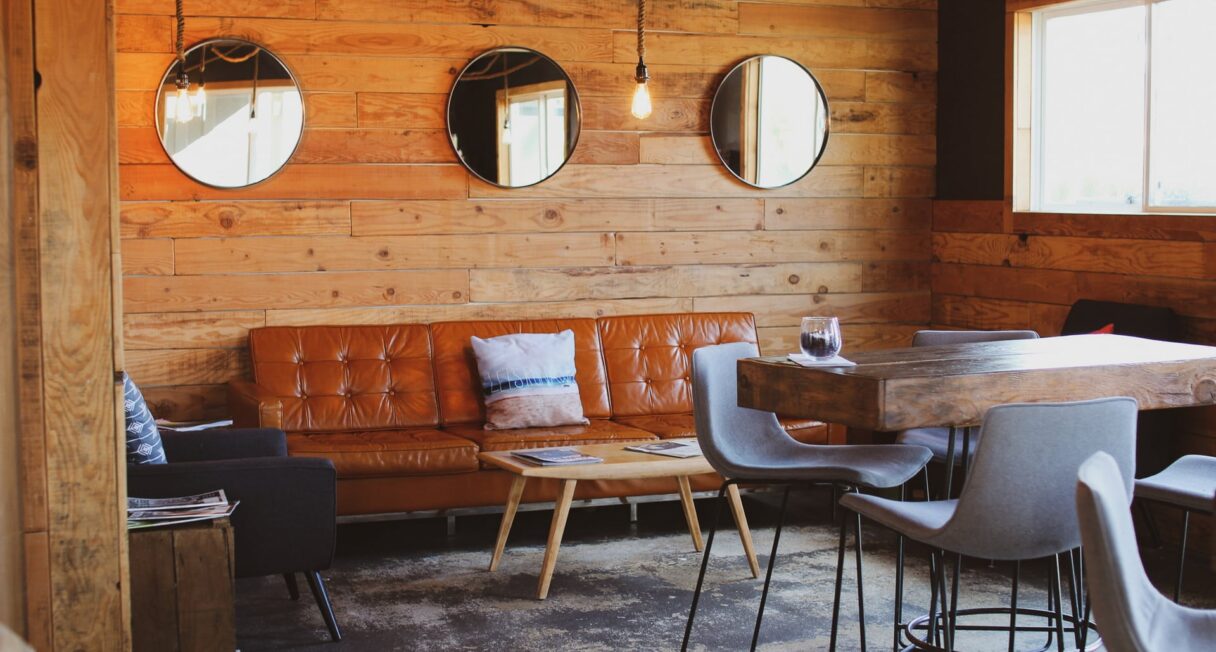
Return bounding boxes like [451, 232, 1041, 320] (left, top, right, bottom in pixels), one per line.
[2, 0, 128, 647]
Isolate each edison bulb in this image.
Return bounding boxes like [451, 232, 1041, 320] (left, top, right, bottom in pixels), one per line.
[501, 121, 513, 145]
[192, 85, 206, 109]
[630, 81, 652, 119]
[174, 86, 193, 124]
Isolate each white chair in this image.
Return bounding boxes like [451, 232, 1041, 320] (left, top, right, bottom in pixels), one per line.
[1076, 452, 1216, 651]
[1134, 454, 1216, 602]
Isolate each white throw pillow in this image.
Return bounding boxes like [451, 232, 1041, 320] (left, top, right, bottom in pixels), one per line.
[470, 330, 589, 430]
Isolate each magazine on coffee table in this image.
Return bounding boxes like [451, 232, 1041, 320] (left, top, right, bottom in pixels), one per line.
[625, 441, 703, 458]
[511, 448, 603, 466]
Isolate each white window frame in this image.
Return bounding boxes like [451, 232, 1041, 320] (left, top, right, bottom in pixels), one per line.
[1028, 0, 1216, 215]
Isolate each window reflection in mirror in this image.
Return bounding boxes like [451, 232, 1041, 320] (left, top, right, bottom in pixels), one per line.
[449, 48, 580, 188]
[156, 39, 303, 188]
[710, 55, 829, 188]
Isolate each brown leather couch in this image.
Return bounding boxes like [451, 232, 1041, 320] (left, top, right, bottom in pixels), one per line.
[229, 312, 842, 516]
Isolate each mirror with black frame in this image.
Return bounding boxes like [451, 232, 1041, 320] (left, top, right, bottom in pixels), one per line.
[710, 55, 830, 189]
[447, 47, 581, 188]
[155, 38, 304, 188]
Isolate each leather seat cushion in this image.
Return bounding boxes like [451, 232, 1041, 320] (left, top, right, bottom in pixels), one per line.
[614, 414, 828, 442]
[597, 312, 758, 418]
[444, 420, 658, 467]
[287, 428, 478, 478]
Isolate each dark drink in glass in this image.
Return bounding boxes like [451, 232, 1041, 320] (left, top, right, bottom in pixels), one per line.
[800, 316, 842, 360]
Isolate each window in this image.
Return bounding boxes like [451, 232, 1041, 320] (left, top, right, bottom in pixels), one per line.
[496, 82, 567, 187]
[1026, 0, 1216, 213]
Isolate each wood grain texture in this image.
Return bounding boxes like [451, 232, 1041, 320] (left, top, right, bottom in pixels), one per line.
[739, 335, 1216, 430]
[36, 0, 126, 646]
[115, 1, 938, 421]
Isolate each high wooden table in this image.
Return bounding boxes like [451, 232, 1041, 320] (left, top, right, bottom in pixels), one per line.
[738, 334, 1216, 431]
[480, 441, 760, 599]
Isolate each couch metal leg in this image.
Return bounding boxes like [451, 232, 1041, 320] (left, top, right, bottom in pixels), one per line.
[284, 572, 300, 601]
[305, 571, 342, 642]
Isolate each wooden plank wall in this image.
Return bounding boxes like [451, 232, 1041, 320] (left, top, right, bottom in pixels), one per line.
[114, 0, 939, 421]
[0, 7, 24, 635]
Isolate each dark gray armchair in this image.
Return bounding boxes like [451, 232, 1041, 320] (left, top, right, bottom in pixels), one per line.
[127, 428, 341, 642]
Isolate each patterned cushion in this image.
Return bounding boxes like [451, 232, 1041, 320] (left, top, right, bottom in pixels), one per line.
[470, 330, 589, 430]
[123, 372, 166, 464]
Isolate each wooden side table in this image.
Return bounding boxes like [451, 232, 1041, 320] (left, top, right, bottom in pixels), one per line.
[129, 517, 236, 651]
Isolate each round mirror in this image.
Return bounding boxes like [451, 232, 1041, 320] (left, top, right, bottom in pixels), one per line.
[447, 47, 581, 188]
[710, 55, 830, 189]
[155, 39, 304, 188]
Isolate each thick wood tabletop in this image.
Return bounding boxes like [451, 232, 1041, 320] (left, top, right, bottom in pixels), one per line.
[478, 440, 713, 480]
[738, 334, 1216, 431]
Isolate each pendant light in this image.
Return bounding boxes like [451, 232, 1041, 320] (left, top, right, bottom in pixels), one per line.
[631, 0, 653, 120]
[247, 50, 260, 134]
[172, 0, 192, 124]
[501, 54, 514, 145]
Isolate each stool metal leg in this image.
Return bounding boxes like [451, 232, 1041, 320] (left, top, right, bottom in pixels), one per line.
[682, 484, 728, 651]
[751, 486, 790, 651]
[926, 552, 941, 648]
[893, 485, 907, 652]
[947, 553, 961, 647]
[1007, 561, 1020, 652]
[853, 509, 868, 652]
[936, 550, 952, 651]
[1050, 555, 1066, 652]
[830, 506, 850, 652]
[1136, 500, 1161, 548]
[1174, 509, 1190, 603]
[942, 427, 958, 499]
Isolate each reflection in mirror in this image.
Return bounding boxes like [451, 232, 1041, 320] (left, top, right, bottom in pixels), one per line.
[710, 55, 829, 188]
[156, 39, 304, 188]
[448, 48, 581, 188]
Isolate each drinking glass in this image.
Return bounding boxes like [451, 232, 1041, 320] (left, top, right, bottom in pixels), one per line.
[800, 316, 843, 361]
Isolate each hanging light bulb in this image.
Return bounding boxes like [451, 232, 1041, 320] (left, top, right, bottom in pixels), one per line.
[500, 53, 513, 145]
[631, 0, 652, 120]
[174, 73, 193, 124]
[631, 67, 652, 120]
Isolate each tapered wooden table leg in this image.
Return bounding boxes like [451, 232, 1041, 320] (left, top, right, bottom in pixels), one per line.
[536, 479, 577, 600]
[727, 484, 761, 578]
[676, 476, 704, 551]
[489, 476, 527, 572]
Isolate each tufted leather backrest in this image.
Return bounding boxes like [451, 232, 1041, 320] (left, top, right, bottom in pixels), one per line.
[597, 313, 758, 418]
[249, 325, 439, 433]
[430, 319, 611, 425]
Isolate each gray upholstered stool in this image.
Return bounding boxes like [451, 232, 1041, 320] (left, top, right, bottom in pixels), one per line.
[1134, 454, 1216, 602]
[838, 397, 1138, 652]
[895, 330, 1039, 498]
[681, 342, 932, 652]
[1077, 452, 1216, 652]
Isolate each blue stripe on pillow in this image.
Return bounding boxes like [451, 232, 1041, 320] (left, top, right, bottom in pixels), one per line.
[482, 375, 577, 396]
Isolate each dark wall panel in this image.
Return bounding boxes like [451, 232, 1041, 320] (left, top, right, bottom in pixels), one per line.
[937, 0, 1006, 199]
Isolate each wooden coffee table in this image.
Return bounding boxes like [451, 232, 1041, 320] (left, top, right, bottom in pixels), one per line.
[480, 440, 760, 599]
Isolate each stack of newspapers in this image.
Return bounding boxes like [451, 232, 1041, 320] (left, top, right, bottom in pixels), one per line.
[127, 490, 239, 530]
